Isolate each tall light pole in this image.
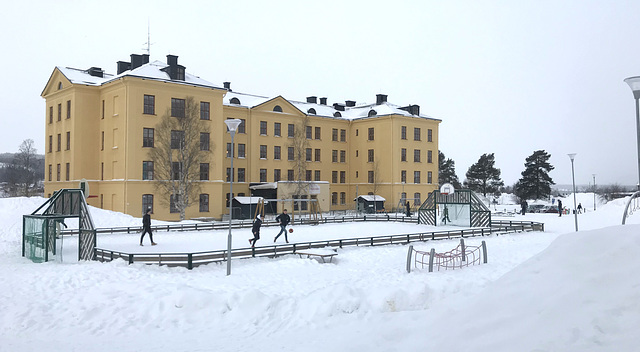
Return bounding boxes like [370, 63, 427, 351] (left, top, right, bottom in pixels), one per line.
[592, 174, 596, 211]
[623, 76, 640, 189]
[568, 153, 578, 232]
[224, 118, 242, 276]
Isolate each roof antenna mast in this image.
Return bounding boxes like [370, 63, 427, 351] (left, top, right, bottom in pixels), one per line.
[143, 19, 154, 56]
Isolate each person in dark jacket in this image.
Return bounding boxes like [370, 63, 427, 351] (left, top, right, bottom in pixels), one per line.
[249, 214, 264, 247]
[274, 209, 291, 243]
[521, 200, 528, 215]
[558, 200, 563, 217]
[406, 201, 411, 217]
[140, 208, 157, 246]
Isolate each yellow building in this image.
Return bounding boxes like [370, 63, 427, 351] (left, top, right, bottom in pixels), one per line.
[42, 54, 441, 221]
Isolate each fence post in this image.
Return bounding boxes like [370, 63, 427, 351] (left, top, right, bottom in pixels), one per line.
[128, 254, 134, 265]
[460, 238, 466, 262]
[188, 254, 193, 270]
[406, 245, 413, 273]
[428, 248, 435, 272]
[481, 240, 488, 263]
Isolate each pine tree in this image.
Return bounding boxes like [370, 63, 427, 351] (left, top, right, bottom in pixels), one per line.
[464, 153, 504, 196]
[515, 150, 555, 200]
[438, 151, 461, 189]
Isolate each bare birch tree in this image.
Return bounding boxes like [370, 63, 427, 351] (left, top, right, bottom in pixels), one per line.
[289, 115, 311, 212]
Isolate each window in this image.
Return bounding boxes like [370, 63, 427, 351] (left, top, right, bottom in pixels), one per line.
[274, 169, 281, 182]
[238, 168, 245, 182]
[48, 165, 52, 181]
[414, 193, 421, 205]
[340, 129, 346, 142]
[401, 192, 407, 202]
[368, 171, 374, 183]
[101, 131, 104, 151]
[226, 143, 233, 157]
[340, 171, 345, 183]
[226, 168, 232, 182]
[49, 106, 53, 124]
[287, 169, 294, 181]
[414, 149, 421, 163]
[308, 108, 316, 115]
[101, 163, 103, 181]
[414, 127, 421, 141]
[401, 126, 407, 140]
[306, 170, 312, 181]
[401, 148, 407, 162]
[315, 149, 321, 162]
[273, 105, 282, 112]
[288, 147, 294, 161]
[315, 127, 321, 140]
[66, 132, 70, 150]
[356, 171, 358, 178]
[260, 169, 267, 182]
[144, 95, 155, 115]
[172, 162, 182, 180]
[306, 148, 312, 162]
[332, 171, 338, 183]
[428, 171, 433, 184]
[238, 119, 246, 134]
[428, 129, 433, 142]
[57, 134, 61, 151]
[427, 150, 433, 163]
[368, 128, 374, 141]
[274, 122, 281, 137]
[230, 97, 241, 105]
[170, 194, 180, 213]
[65, 163, 70, 181]
[57, 103, 61, 121]
[200, 163, 209, 180]
[200, 102, 210, 120]
[48, 135, 52, 153]
[102, 100, 105, 119]
[171, 130, 184, 149]
[340, 150, 346, 163]
[314, 170, 321, 181]
[142, 194, 154, 214]
[332, 128, 338, 141]
[401, 170, 407, 183]
[66, 100, 71, 119]
[171, 98, 185, 117]
[238, 144, 246, 158]
[340, 192, 346, 205]
[142, 161, 154, 180]
[260, 121, 267, 135]
[306, 126, 312, 139]
[414, 171, 421, 184]
[56, 164, 60, 181]
[259, 145, 268, 159]
[143, 128, 154, 147]
[368, 149, 374, 162]
[200, 132, 210, 151]
[199, 194, 209, 212]
[288, 124, 295, 137]
[274, 146, 281, 160]
[332, 192, 338, 205]
[332, 150, 338, 163]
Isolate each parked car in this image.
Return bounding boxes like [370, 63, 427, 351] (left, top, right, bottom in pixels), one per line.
[528, 204, 546, 213]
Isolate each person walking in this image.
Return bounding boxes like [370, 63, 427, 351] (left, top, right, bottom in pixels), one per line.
[249, 214, 264, 248]
[558, 200, 563, 217]
[521, 200, 528, 215]
[274, 209, 291, 243]
[441, 205, 451, 224]
[140, 208, 157, 246]
[577, 203, 583, 214]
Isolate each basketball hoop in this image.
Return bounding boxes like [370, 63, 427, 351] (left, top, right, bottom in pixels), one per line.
[440, 183, 455, 196]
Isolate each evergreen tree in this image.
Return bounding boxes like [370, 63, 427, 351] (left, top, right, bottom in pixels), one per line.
[438, 151, 461, 189]
[464, 153, 504, 196]
[515, 150, 555, 200]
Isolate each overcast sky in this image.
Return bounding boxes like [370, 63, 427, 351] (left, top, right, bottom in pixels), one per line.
[2, 0, 640, 187]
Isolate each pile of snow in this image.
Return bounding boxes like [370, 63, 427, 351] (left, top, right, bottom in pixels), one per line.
[1, 195, 640, 351]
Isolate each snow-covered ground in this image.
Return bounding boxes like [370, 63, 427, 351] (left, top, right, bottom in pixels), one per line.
[1, 193, 639, 351]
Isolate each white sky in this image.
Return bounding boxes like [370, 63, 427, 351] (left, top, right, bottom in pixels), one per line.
[2, 0, 640, 187]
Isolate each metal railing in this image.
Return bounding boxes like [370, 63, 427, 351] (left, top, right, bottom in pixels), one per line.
[94, 220, 543, 269]
[622, 191, 640, 225]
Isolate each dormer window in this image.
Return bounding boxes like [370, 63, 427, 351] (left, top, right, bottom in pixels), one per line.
[368, 109, 377, 117]
[273, 105, 282, 112]
[57, 82, 63, 90]
[307, 108, 316, 115]
[230, 97, 241, 105]
[334, 112, 342, 117]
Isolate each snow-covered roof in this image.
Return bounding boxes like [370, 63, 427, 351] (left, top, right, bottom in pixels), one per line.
[356, 195, 386, 202]
[233, 196, 263, 205]
[249, 182, 278, 190]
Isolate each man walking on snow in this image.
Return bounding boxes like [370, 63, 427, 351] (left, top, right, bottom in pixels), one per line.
[140, 208, 157, 246]
[274, 209, 291, 243]
[249, 214, 264, 248]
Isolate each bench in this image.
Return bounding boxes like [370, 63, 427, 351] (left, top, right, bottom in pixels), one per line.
[296, 249, 338, 263]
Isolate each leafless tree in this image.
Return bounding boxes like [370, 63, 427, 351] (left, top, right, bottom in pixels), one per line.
[12, 139, 39, 196]
[370, 159, 383, 212]
[148, 97, 210, 220]
[289, 115, 311, 212]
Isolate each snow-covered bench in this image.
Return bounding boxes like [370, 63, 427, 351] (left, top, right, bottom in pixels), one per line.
[296, 248, 338, 263]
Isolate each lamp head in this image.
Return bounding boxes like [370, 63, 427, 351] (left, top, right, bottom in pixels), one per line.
[224, 119, 242, 132]
[624, 76, 640, 99]
[567, 153, 576, 161]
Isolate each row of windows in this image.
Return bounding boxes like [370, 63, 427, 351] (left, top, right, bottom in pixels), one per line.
[142, 193, 211, 213]
[399, 126, 434, 142]
[48, 100, 71, 124]
[143, 96, 211, 120]
[47, 163, 70, 181]
[47, 132, 71, 153]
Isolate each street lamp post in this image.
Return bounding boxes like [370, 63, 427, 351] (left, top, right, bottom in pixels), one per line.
[592, 174, 596, 211]
[224, 118, 242, 276]
[568, 153, 578, 232]
[623, 76, 640, 189]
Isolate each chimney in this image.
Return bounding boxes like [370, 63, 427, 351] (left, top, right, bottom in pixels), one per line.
[223, 82, 232, 91]
[163, 55, 186, 81]
[117, 61, 131, 74]
[167, 54, 178, 66]
[333, 103, 345, 111]
[345, 100, 356, 107]
[376, 94, 388, 105]
[141, 54, 149, 65]
[400, 105, 420, 116]
[87, 67, 104, 78]
[319, 97, 327, 105]
[306, 96, 317, 104]
[130, 54, 145, 69]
